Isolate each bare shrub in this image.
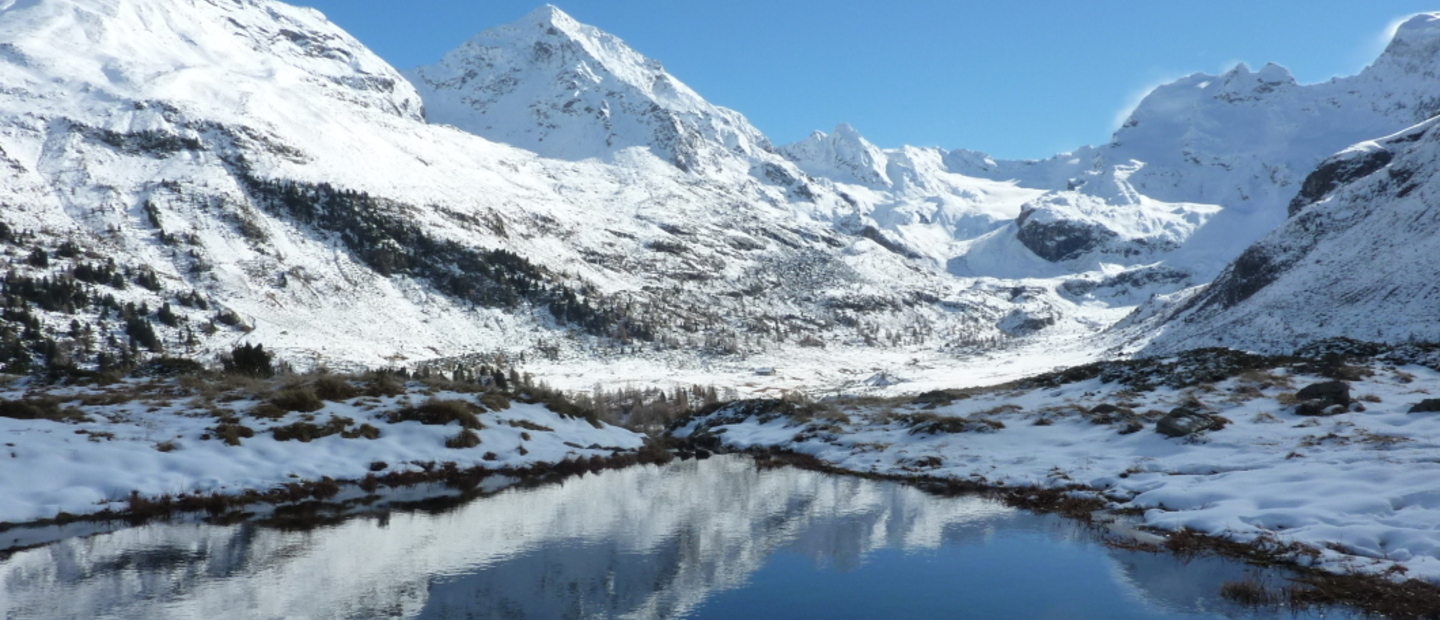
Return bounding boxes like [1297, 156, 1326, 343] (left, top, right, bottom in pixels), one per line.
[270, 387, 323, 413]
[313, 375, 360, 401]
[445, 429, 481, 449]
[0, 397, 89, 422]
[387, 399, 485, 429]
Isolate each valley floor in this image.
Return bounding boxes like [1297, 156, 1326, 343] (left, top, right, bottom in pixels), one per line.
[7, 344, 1440, 598]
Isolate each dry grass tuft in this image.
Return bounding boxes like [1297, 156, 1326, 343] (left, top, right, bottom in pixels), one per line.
[387, 398, 486, 429]
[445, 428, 481, 449]
[269, 387, 324, 413]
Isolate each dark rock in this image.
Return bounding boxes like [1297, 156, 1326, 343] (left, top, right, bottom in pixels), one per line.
[1087, 403, 1134, 425]
[1016, 217, 1118, 263]
[1155, 407, 1219, 438]
[857, 226, 924, 260]
[694, 448, 712, 459]
[1296, 380, 1351, 407]
[1295, 400, 1348, 417]
[1288, 148, 1395, 216]
[1118, 420, 1145, 435]
[1409, 399, 1440, 413]
[999, 309, 1057, 336]
[912, 390, 967, 409]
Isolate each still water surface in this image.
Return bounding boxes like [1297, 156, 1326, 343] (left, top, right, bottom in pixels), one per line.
[1, 456, 1357, 619]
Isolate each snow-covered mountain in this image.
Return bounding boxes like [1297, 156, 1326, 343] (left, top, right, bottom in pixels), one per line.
[1141, 116, 1440, 354]
[407, 4, 777, 176]
[1, 0, 1438, 381]
[784, 13, 1440, 289]
[1030, 15, 1440, 276]
[0, 0, 1037, 376]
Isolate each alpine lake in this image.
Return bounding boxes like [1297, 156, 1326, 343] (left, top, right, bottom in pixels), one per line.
[1, 455, 1363, 619]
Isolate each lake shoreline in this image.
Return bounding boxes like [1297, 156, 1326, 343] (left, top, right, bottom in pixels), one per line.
[719, 447, 1440, 620]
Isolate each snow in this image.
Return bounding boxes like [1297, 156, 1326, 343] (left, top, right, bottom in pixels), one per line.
[1144, 115, 1440, 353]
[0, 378, 645, 525]
[679, 362, 1440, 582]
[3, 0, 1440, 595]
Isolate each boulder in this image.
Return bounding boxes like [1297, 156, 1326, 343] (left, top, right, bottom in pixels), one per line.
[1156, 407, 1219, 438]
[1295, 401, 1348, 417]
[1296, 380, 1351, 407]
[1409, 399, 1440, 413]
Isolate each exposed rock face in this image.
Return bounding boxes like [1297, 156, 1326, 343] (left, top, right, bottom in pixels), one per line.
[1015, 216, 1118, 263]
[1287, 148, 1395, 216]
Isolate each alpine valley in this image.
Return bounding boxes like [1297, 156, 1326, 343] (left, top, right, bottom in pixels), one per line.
[7, 0, 1440, 603]
[3, 0, 1439, 387]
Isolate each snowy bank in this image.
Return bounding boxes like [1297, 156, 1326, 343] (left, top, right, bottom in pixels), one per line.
[0, 372, 647, 528]
[676, 346, 1440, 584]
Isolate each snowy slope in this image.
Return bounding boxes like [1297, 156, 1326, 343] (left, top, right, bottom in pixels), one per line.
[0, 0, 1042, 375]
[1142, 117, 1440, 353]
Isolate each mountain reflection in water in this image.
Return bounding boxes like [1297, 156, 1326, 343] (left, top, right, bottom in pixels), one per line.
[0, 456, 1353, 619]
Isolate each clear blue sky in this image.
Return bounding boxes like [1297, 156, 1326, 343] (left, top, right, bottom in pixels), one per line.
[298, 1, 1434, 160]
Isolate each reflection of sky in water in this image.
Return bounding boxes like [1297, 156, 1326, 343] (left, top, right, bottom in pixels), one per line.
[1, 457, 1357, 620]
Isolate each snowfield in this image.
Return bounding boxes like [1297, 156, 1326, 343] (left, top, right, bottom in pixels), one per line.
[676, 353, 1440, 583]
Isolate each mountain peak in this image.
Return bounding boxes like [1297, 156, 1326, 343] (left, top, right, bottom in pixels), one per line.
[1371, 13, 1440, 69]
[0, 0, 422, 121]
[1389, 12, 1440, 46]
[833, 123, 864, 139]
[779, 123, 891, 187]
[407, 4, 773, 171]
[514, 4, 592, 42]
[520, 4, 574, 27]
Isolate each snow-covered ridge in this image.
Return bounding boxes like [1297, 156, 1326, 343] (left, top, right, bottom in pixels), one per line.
[407, 4, 775, 174]
[1142, 115, 1440, 353]
[0, 0, 421, 123]
[781, 12, 1440, 286]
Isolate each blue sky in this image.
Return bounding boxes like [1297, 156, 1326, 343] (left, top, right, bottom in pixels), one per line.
[300, 1, 1434, 160]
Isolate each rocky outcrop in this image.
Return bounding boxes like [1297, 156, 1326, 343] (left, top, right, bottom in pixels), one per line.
[1294, 380, 1352, 416]
[1155, 407, 1221, 437]
[1015, 216, 1118, 262]
[1409, 399, 1440, 414]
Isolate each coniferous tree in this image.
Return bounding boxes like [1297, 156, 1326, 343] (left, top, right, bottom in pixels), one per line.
[222, 343, 274, 378]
